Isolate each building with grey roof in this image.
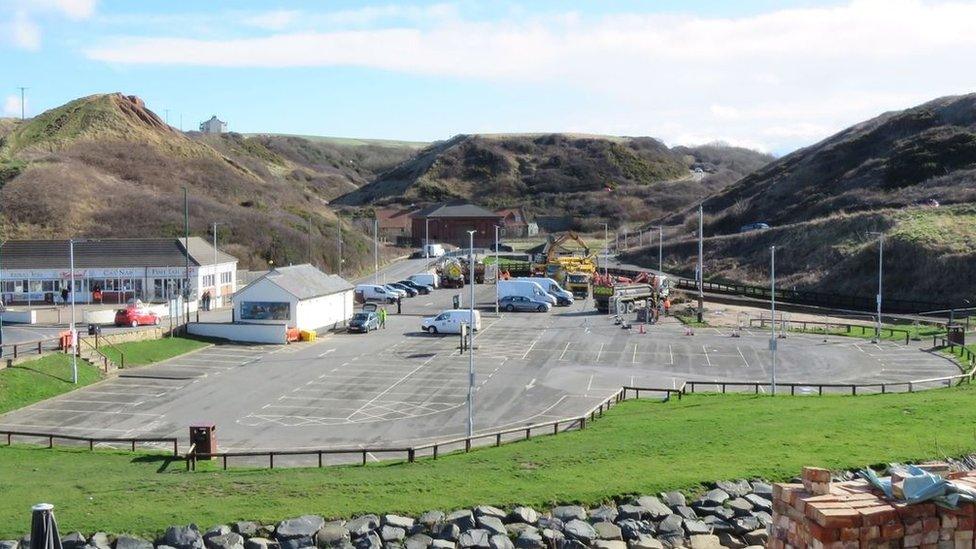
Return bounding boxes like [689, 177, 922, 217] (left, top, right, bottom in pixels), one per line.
[233, 264, 353, 331]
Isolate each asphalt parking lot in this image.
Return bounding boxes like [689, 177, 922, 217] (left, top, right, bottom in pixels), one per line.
[0, 257, 961, 454]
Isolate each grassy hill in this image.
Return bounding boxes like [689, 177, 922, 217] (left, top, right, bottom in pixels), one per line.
[335, 134, 769, 229]
[0, 93, 397, 272]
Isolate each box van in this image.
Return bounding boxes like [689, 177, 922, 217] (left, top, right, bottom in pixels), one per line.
[497, 280, 557, 305]
[514, 277, 574, 306]
[423, 244, 446, 258]
[421, 309, 482, 334]
[355, 284, 397, 304]
[408, 272, 440, 289]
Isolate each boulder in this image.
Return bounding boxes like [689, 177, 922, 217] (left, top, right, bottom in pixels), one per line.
[506, 507, 538, 526]
[593, 541, 627, 549]
[551, 506, 586, 522]
[353, 533, 382, 549]
[616, 505, 646, 521]
[627, 536, 662, 549]
[752, 513, 772, 529]
[657, 515, 683, 537]
[715, 533, 746, 549]
[475, 517, 505, 537]
[657, 534, 684, 549]
[244, 539, 276, 549]
[488, 535, 512, 549]
[504, 524, 534, 537]
[317, 522, 351, 548]
[563, 521, 597, 545]
[473, 507, 506, 520]
[742, 495, 771, 513]
[701, 490, 729, 507]
[380, 528, 406, 544]
[692, 506, 733, 521]
[513, 531, 544, 549]
[280, 539, 314, 549]
[277, 517, 326, 542]
[205, 527, 232, 541]
[385, 517, 416, 531]
[673, 507, 697, 521]
[89, 533, 112, 549]
[383, 544, 402, 549]
[419, 512, 445, 529]
[539, 529, 564, 546]
[741, 531, 767, 547]
[688, 535, 721, 549]
[430, 541, 455, 549]
[62, 533, 87, 549]
[403, 536, 432, 549]
[590, 506, 618, 524]
[536, 518, 563, 532]
[749, 482, 772, 497]
[617, 520, 654, 541]
[457, 530, 490, 549]
[682, 520, 711, 536]
[434, 524, 460, 542]
[558, 540, 587, 549]
[114, 536, 152, 549]
[662, 492, 686, 509]
[207, 534, 244, 549]
[731, 518, 760, 537]
[714, 481, 751, 499]
[163, 525, 205, 549]
[700, 517, 731, 534]
[0, 542, 17, 549]
[593, 522, 623, 541]
[635, 497, 671, 520]
[347, 516, 381, 538]
[726, 499, 753, 518]
[446, 511, 477, 532]
[233, 524, 261, 538]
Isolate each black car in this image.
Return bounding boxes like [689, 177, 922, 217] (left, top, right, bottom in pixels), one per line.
[397, 280, 432, 295]
[388, 282, 418, 297]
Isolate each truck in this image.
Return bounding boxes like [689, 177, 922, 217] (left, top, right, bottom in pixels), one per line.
[564, 272, 591, 298]
[592, 274, 670, 314]
[438, 258, 466, 289]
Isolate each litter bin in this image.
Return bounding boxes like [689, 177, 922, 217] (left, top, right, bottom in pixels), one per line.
[948, 325, 966, 345]
[87, 324, 102, 336]
[189, 422, 217, 460]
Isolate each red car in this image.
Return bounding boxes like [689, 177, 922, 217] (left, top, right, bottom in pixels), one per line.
[114, 307, 160, 327]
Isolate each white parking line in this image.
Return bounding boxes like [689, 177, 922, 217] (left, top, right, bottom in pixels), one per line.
[317, 349, 336, 358]
[596, 343, 605, 362]
[669, 344, 674, 365]
[632, 344, 638, 364]
[736, 346, 750, 368]
[346, 355, 438, 420]
[559, 342, 571, 361]
[702, 345, 712, 367]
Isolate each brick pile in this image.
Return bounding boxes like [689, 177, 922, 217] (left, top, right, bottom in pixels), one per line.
[770, 466, 976, 549]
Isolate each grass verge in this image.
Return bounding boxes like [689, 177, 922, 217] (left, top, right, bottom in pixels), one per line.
[0, 354, 102, 415]
[100, 337, 209, 367]
[780, 322, 944, 343]
[5, 386, 976, 536]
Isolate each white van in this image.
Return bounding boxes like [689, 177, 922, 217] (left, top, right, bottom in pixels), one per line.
[423, 244, 446, 258]
[421, 309, 482, 334]
[355, 284, 397, 304]
[514, 277, 574, 306]
[497, 280, 557, 305]
[408, 272, 440, 289]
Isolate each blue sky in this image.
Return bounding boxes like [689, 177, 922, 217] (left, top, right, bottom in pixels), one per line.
[4, 0, 976, 153]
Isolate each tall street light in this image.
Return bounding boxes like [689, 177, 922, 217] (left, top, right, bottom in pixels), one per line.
[466, 229, 476, 437]
[0, 238, 5, 357]
[697, 204, 704, 323]
[494, 225, 500, 316]
[869, 232, 884, 343]
[425, 217, 430, 259]
[211, 222, 221, 309]
[373, 217, 379, 284]
[769, 245, 778, 395]
[601, 223, 609, 278]
[69, 239, 78, 384]
[651, 225, 664, 274]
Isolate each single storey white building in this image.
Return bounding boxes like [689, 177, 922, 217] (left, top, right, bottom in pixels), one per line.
[233, 264, 353, 331]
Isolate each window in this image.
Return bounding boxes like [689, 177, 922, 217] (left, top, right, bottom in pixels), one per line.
[435, 313, 448, 321]
[202, 274, 215, 287]
[220, 272, 232, 284]
[41, 280, 61, 292]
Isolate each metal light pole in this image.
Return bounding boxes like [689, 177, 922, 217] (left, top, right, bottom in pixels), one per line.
[651, 225, 664, 273]
[183, 187, 190, 327]
[466, 229, 476, 437]
[770, 245, 777, 396]
[869, 232, 884, 342]
[697, 204, 704, 323]
[336, 221, 342, 276]
[373, 217, 379, 284]
[494, 225, 500, 316]
[212, 222, 220, 308]
[0, 239, 4, 356]
[425, 217, 430, 259]
[69, 239, 77, 384]
[17, 87, 27, 120]
[602, 223, 609, 278]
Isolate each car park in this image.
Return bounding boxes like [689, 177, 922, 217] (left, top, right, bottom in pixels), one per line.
[388, 282, 418, 297]
[421, 310, 482, 334]
[347, 311, 379, 333]
[397, 280, 432, 295]
[114, 306, 160, 327]
[499, 295, 552, 312]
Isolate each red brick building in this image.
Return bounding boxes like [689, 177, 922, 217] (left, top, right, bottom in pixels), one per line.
[411, 203, 502, 248]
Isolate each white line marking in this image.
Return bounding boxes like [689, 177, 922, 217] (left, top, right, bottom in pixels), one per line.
[632, 343, 638, 364]
[596, 342, 605, 362]
[702, 345, 712, 367]
[525, 378, 536, 390]
[318, 349, 336, 358]
[669, 344, 674, 365]
[521, 337, 539, 360]
[559, 342, 571, 361]
[345, 354, 438, 420]
[586, 374, 594, 392]
[736, 346, 750, 368]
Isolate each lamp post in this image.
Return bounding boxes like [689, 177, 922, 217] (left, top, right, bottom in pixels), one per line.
[869, 232, 884, 343]
[69, 239, 78, 384]
[651, 225, 664, 274]
[425, 217, 430, 259]
[211, 222, 221, 308]
[0, 238, 4, 357]
[373, 217, 379, 284]
[466, 229, 476, 437]
[494, 225, 500, 316]
[601, 223, 609, 278]
[697, 203, 704, 323]
[769, 245, 777, 396]
[336, 221, 342, 277]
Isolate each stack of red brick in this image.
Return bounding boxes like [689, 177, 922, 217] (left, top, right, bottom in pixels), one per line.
[770, 466, 976, 549]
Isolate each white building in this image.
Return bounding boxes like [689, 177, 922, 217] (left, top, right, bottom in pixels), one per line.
[233, 264, 353, 331]
[0, 238, 237, 306]
[199, 115, 227, 134]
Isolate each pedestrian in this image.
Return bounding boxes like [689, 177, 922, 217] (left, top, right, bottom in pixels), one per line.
[379, 307, 387, 329]
[663, 298, 671, 316]
[60, 286, 69, 307]
[396, 296, 402, 315]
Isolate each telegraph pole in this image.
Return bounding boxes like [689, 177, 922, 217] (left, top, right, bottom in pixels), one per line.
[70, 239, 77, 384]
[697, 204, 704, 323]
[17, 87, 27, 120]
[307, 216, 313, 265]
[373, 218, 379, 284]
[336, 221, 342, 276]
[869, 232, 885, 343]
[466, 230, 476, 438]
[183, 187, 190, 327]
[770, 245, 777, 395]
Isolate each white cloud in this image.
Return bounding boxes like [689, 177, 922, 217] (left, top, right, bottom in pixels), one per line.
[3, 0, 96, 50]
[81, 0, 976, 151]
[242, 10, 301, 31]
[3, 95, 26, 117]
[10, 10, 41, 50]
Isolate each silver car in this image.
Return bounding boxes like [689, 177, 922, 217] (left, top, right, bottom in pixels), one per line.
[499, 295, 552, 312]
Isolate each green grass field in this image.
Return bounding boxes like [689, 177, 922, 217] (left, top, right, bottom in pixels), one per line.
[0, 354, 102, 415]
[99, 337, 208, 368]
[780, 322, 945, 343]
[4, 386, 976, 537]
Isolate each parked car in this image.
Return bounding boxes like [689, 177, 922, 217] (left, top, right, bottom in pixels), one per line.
[397, 280, 432, 295]
[383, 284, 408, 298]
[499, 295, 552, 312]
[388, 282, 418, 297]
[408, 273, 440, 289]
[421, 310, 482, 334]
[739, 222, 771, 233]
[491, 243, 515, 252]
[114, 307, 160, 327]
[347, 311, 379, 333]
[355, 284, 398, 304]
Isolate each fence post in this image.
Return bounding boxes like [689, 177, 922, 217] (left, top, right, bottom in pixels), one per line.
[173, 440, 178, 456]
[318, 452, 323, 468]
[89, 439, 94, 451]
[818, 386, 823, 396]
[851, 385, 857, 396]
[270, 452, 275, 469]
[433, 445, 439, 459]
[37, 341, 42, 354]
[553, 422, 558, 435]
[790, 386, 795, 396]
[465, 439, 471, 452]
[525, 428, 531, 440]
[408, 449, 415, 463]
[362, 451, 367, 465]
[909, 382, 914, 393]
[48, 435, 53, 448]
[131, 440, 136, 452]
[223, 455, 228, 470]
[580, 417, 586, 429]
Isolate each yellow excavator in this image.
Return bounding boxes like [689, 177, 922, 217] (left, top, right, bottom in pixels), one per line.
[539, 233, 597, 297]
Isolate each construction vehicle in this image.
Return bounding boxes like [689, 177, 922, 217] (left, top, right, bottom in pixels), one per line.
[592, 273, 670, 314]
[461, 261, 486, 284]
[565, 272, 591, 298]
[438, 258, 466, 289]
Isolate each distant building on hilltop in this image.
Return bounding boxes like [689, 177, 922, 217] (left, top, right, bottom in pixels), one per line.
[199, 115, 227, 134]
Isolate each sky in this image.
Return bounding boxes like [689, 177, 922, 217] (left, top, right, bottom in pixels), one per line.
[3, 0, 976, 154]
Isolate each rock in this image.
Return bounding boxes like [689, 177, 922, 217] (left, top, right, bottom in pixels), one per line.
[617, 520, 654, 541]
[114, 536, 152, 549]
[383, 544, 402, 549]
[205, 527, 232, 541]
[380, 528, 406, 544]
[692, 506, 733, 521]
[749, 482, 772, 497]
[688, 535, 721, 549]
[506, 507, 539, 526]
[657, 516, 683, 536]
[0, 542, 17, 549]
[701, 490, 729, 507]
[475, 517, 506, 537]
[726, 499, 753, 518]
[504, 524, 534, 537]
[163, 525, 205, 549]
[430, 541, 454, 549]
[741, 531, 767, 546]
[434, 524, 460, 542]
[317, 522, 351, 548]
[731, 517, 760, 537]
[446, 511, 477, 532]
[385, 516, 416, 530]
[616, 505, 646, 521]
[674, 507, 697, 521]
[277, 517, 326, 542]
[662, 492, 686, 509]
[593, 522, 623, 541]
[635, 497, 671, 520]
[682, 519, 711, 536]
[537, 518, 563, 532]
[457, 530, 490, 549]
[714, 481, 751, 499]
[488, 535, 512, 549]
[403, 536, 432, 549]
[558, 540, 587, 549]
[280, 540, 314, 549]
[742, 495, 771, 513]
[715, 533, 746, 549]
[347, 516, 381, 538]
[700, 517, 731, 534]
[473, 507, 506, 520]
[62, 532, 87, 549]
[90, 533, 112, 549]
[551, 506, 586, 522]
[208, 534, 244, 549]
[539, 529, 564, 546]
[590, 506, 619, 524]
[657, 533, 685, 549]
[593, 542, 627, 549]
[257, 526, 277, 539]
[419, 512, 445, 529]
[514, 531, 544, 549]
[627, 535, 662, 549]
[563, 520, 597, 545]
[233, 523, 261, 538]
[244, 539, 275, 549]
[353, 533, 382, 549]
[752, 512, 771, 529]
